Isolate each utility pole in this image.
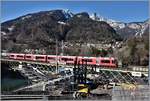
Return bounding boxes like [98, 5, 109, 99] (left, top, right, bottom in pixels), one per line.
[148, 0, 150, 86]
[55, 39, 58, 74]
[58, 21, 65, 56]
[61, 40, 64, 56]
[148, 60, 150, 86]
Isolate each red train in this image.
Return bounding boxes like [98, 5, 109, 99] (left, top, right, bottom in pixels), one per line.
[8, 53, 118, 68]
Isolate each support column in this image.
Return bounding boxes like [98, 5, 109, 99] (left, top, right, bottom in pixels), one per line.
[56, 63, 58, 74]
[42, 82, 46, 91]
[148, 61, 150, 86]
[148, 0, 150, 86]
[18, 62, 23, 70]
[95, 66, 96, 73]
[55, 39, 58, 74]
[91, 66, 94, 73]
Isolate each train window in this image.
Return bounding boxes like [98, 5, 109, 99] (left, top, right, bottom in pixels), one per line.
[26, 56, 31, 58]
[36, 56, 44, 59]
[17, 55, 24, 58]
[62, 58, 73, 61]
[68, 58, 74, 61]
[61, 58, 67, 61]
[82, 59, 92, 62]
[10, 55, 14, 57]
[101, 60, 110, 63]
[47, 57, 55, 60]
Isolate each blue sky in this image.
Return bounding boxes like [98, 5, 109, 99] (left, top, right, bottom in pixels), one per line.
[1, 1, 149, 23]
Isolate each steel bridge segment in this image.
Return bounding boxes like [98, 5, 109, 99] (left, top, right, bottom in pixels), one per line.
[1, 59, 148, 75]
[117, 71, 130, 84]
[1, 59, 148, 80]
[99, 69, 140, 84]
[102, 70, 124, 84]
[99, 70, 123, 84]
[111, 71, 126, 83]
[99, 70, 108, 80]
[1, 59, 55, 66]
[1, 58, 148, 72]
[1, 58, 148, 78]
[108, 71, 122, 84]
[100, 68, 148, 73]
[105, 71, 118, 82]
[1, 58, 148, 91]
[98, 68, 148, 81]
[2, 59, 60, 84]
[123, 72, 137, 84]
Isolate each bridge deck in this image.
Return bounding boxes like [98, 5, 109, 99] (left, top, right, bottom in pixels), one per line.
[1, 58, 148, 73]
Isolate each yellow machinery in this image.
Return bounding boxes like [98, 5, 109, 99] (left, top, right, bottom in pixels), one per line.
[73, 84, 89, 98]
[78, 84, 89, 93]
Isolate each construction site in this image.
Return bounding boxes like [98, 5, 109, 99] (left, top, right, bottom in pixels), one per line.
[1, 57, 150, 101]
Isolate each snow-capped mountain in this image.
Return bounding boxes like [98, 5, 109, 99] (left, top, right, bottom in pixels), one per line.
[90, 14, 126, 30]
[90, 13, 149, 38]
[2, 9, 122, 53]
[2, 9, 148, 40]
[129, 21, 149, 37]
[62, 9, 74, 19]
[124, 20, 149, 38]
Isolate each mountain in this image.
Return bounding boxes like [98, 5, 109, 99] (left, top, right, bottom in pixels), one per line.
[90, 13, 149, 39]
[118, 20, 149, 39]
[1, 10, 121, 53]
[90, 14, 126, 30]
[66, 12, 122, 43]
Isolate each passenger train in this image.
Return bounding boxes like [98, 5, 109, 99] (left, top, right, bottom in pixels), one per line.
[8, 53, 118, 68]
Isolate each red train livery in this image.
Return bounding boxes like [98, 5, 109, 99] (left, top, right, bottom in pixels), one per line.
[8, 53, 118, 68]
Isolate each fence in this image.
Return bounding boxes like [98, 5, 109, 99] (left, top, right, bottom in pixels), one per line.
[112, 85, 150, 101]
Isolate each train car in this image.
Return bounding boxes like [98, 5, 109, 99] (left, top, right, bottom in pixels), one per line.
[78, 56, 97, 65]
[25, 54, 35, 61]
[99, 57, 117, 68]
[7, 53, 118, 68]
[47, 55, 57, 63]
[9, 53, 25, 60]
[111, 58, 118, 67]
[34, 54, 47, 62]
[59, 56, 76, 65]
[16, 54, 25, 60]
[9, 53, 17, 59]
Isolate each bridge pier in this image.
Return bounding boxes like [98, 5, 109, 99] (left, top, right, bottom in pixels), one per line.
[42, 82, 46, 91]
[95, 66, 96, 72]
[149, 61, 150, 85]
[92, 66, 94, 72]
[18, 62, 23, 70]
[95, 67, 100, 72]
[56, 63, 59, 74]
